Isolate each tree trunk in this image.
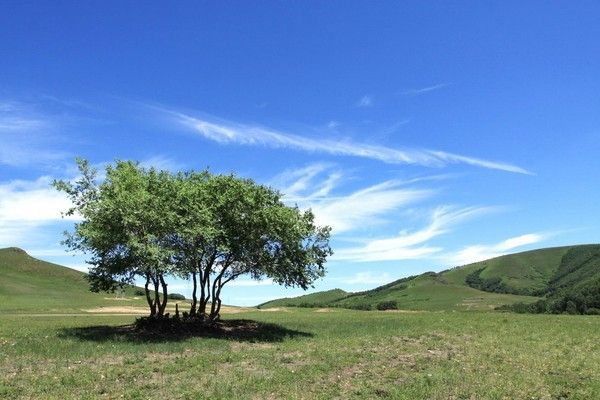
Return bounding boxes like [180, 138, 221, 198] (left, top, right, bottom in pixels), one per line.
[159, 274, 168, 316]
[209, 276, 220, 320]
[211, 278, 226, 321]
[210, 273, 239, 321]
[209, 263, 234, 321]
[152, 275, 161, 317]
[190, 270, 198, 316]
[199, 271, 210, 318]
[144, 274, 156, 317]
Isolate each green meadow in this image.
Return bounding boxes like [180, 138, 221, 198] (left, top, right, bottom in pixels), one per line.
[2, 247, 600, 399]
[1, 309, 599, 399]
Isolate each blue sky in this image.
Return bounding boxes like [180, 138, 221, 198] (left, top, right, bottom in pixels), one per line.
[1, 2, 599, 305]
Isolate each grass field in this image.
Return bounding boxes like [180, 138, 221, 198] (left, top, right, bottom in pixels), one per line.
[2, 246, 599, 398]
[1, 308, 599, 399]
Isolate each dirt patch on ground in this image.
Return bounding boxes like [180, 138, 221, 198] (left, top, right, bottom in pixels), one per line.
[220, 305, 252, 314]
[82, 304, 251, 315]
[314, 308, 336, 313]
[259, 307, 289, 312]
[102, 297, 134, 301]
[83, 306, 149, 314]
[229, 342, 275, 351]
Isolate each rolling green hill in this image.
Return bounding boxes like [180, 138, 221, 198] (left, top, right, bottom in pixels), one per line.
[258, 288, 348, 308]
[0, 247, 144, 312]
[444, 246, 571, 295]
[259, 244, 600, 312]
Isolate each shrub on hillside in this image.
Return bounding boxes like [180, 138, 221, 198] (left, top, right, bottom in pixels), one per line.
[565, 300, 578, 315]
[376, 300, 399, 310]
[296, 302, 328, 308]
[168, 293, 186, 300]
[134, 289, 145, 296]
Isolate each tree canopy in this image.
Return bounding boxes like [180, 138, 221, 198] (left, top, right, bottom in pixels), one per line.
[54, 159, 332, 321]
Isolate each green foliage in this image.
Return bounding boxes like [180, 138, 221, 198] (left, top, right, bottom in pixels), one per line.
[376, 300, 399, 310]
[465, 268, 511, 293]
[565, 300, 578, 315]
[54, 158, 332, 320]
[167, 293, 186, 300]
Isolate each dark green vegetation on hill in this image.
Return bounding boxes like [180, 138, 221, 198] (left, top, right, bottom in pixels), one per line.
[501, 245, 600, 314]
[260, 245, 600, 314]
[257, 289, 349, 308]
[1, 310, 599, 399]
[0, 247, 144, 312]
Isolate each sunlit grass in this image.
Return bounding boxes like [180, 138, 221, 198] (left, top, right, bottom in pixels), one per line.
[1, 308, 599, 399]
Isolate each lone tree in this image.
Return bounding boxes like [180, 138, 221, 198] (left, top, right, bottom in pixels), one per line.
[54, 159, 332, 321]
[54, 159, 178, 317]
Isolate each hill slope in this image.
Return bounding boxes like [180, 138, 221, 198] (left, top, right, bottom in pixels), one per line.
[258, 288, 348, 308]
[0, 247, 143, 312]
[259, 244, 600, 312]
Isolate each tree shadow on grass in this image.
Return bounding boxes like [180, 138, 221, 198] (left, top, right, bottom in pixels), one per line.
[58, 318, 313, 344]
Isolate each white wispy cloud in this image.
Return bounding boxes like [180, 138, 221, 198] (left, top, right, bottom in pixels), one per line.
[340, 271, 392, 285]
[444, 233, 547, 266]
[28, 248, 75, 257]
[0, 176, 76, 246]
[165, 109, 531, 174]
[0, 177, 75, 222]
[0, 100, 70, 167]
[229, 278, 274, 287]
[139, 155, 185, 172]
[269, 163, 341, 200]
[333, 206, 494, 262]
[327, 120, 340, 129]
[402, 83, 451, 96]
[63, 263, 92, 273]
[270, 165, 468, 237]
[310, 182, 433, 234]
[356, 95, 373, 107]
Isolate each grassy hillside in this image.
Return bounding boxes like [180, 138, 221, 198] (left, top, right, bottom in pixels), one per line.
[0, 247, 145, 312]
[333, 272, 536, 311]
[548, 245, 600, 292]
[258, 289, 348, 308]
[443, 246, 571, 294]
[260, 244, 600, 312]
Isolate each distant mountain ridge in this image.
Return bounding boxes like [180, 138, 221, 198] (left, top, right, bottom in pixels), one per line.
[259, 244, 600, 312]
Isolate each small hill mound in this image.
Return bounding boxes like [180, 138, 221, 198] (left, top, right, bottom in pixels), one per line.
[446, 246, 571, 295]
[258, 289, 348, 309]
[0, 247, 141, 312]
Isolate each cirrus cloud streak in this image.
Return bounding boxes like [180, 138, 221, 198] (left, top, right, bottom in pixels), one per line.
[162, 109, 532, 174]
